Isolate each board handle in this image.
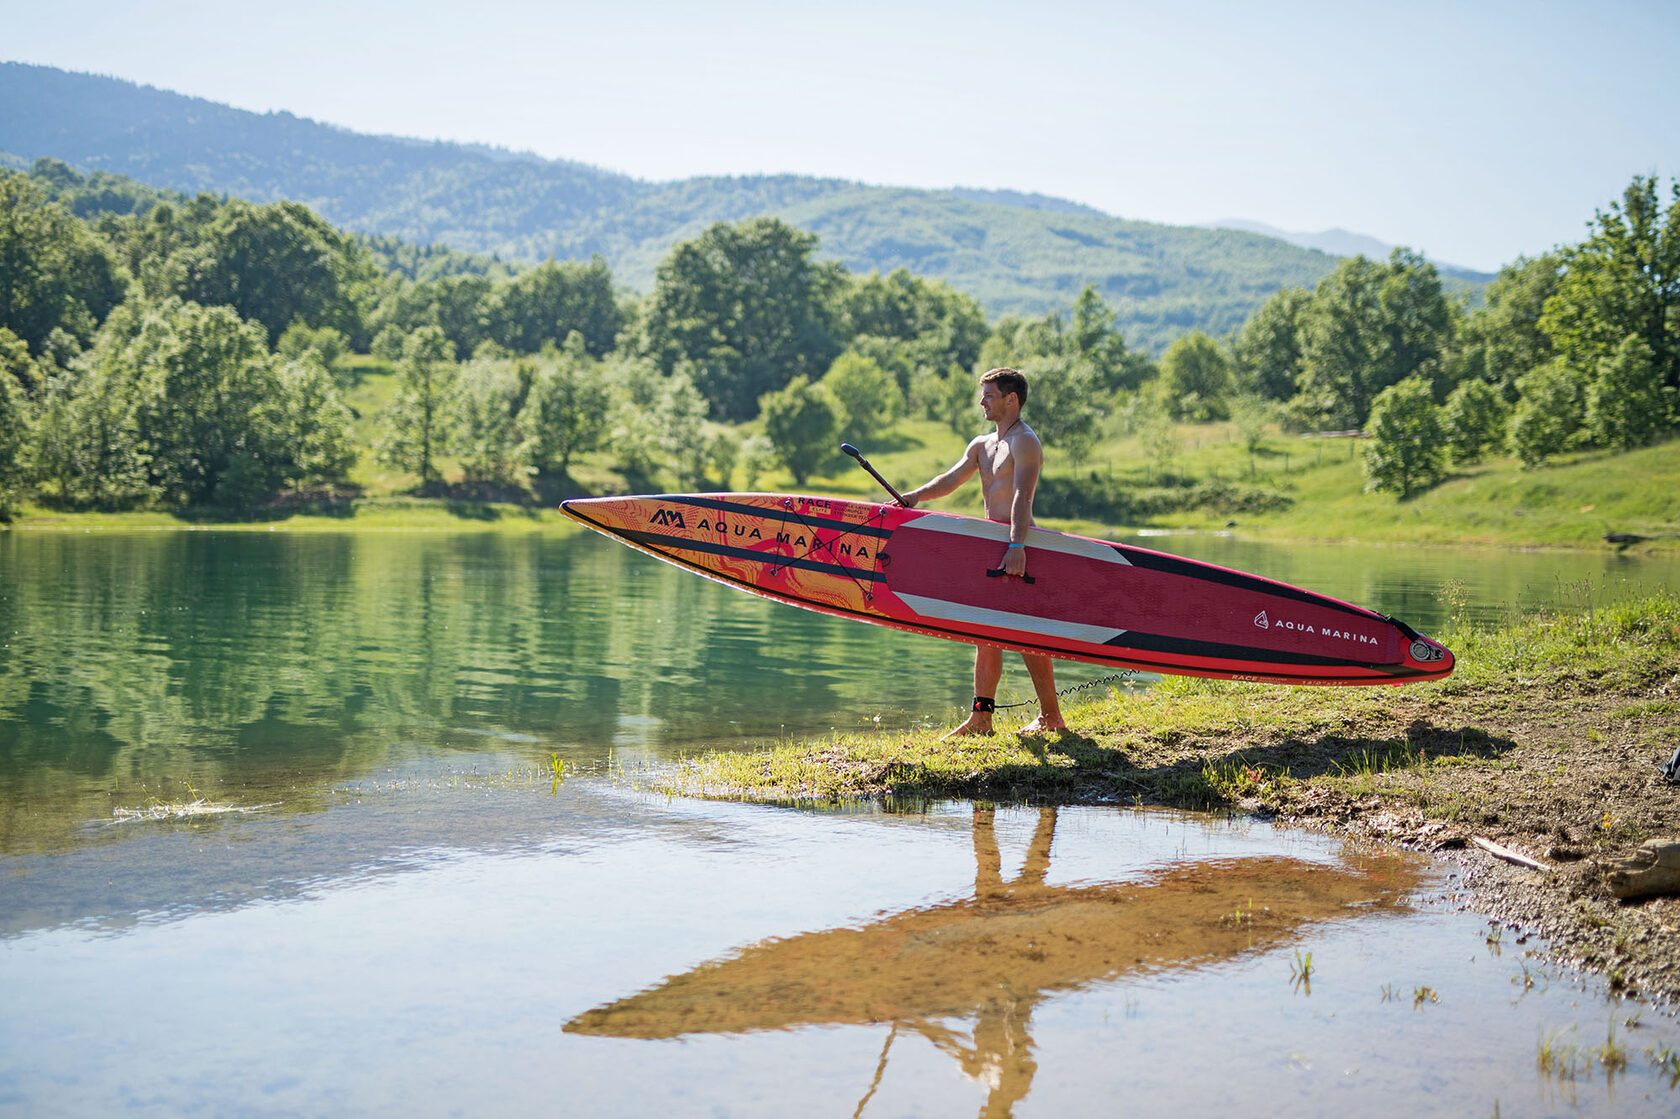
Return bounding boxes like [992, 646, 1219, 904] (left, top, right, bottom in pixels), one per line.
[985, 568, 1036, 585]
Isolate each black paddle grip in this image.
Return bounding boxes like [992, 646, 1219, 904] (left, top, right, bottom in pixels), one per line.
[985, 568, 1036, 585]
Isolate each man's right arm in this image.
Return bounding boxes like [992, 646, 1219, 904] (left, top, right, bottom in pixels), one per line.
[898, 438, 983, 507]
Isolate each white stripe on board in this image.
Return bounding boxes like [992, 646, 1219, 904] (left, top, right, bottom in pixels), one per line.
[905, 514, 1132, 566]
[895, 593, 1127, 646]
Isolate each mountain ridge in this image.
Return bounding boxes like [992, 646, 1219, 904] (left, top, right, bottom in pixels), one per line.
[1, 61, 1484, 351]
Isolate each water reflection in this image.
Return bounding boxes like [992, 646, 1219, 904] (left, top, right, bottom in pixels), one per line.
[568, 806, 1418, 1117]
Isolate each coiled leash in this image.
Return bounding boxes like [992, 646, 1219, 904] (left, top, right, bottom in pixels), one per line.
[976, 670, 1139, 712]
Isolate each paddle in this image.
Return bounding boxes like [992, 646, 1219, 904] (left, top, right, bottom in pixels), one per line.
[842, 442, 1038, 584]
[839, 443, 908, 506]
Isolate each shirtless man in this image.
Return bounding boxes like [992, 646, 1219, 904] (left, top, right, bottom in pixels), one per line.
[898, 368, 1066, 738]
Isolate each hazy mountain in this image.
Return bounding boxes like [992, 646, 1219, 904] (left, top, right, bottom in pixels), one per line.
[1205, 218, 1495, 284]
[2, 61, 1467, 351]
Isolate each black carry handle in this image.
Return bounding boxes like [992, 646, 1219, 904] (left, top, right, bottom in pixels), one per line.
[986, 568, 1037, 585]
[839, 443, 909, 505]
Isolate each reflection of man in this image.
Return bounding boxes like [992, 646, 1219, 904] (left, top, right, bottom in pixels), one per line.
[898, 368, 1067, 738]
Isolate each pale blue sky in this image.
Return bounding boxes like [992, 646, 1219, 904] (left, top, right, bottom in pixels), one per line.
[5, 0, 1676, 272]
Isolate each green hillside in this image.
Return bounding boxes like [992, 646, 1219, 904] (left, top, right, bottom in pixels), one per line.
[0, 61, 1363, 351]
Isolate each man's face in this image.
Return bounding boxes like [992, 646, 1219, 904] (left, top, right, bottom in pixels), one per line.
[979, 383, 1012, 420]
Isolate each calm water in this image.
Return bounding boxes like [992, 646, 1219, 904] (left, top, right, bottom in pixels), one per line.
[2, 528, 1678, 1116]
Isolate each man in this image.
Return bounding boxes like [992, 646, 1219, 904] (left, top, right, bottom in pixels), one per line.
[898, 368, 1066, 738]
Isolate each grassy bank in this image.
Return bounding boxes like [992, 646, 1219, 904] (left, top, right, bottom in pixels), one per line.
[663, 592, 1680, 999]
[10, 356, 1677, 550]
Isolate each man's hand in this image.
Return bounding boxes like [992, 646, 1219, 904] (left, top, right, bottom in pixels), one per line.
[896, 492, 918, 508]
[1001, 543, 1028, 578]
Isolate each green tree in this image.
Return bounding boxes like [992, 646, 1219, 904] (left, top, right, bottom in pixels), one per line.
[1586, 334, 1666, 451]
[1158, 330, 1234, 421]
[275, 355, 356, 488]
[1228, 392, 1276, 454]
[1453, 254, 1560, 399]
[1232, 286, 1309, 401]
[642, 219, 843, 421]
[1069, 285, 1148, 392]
[820, 350, 902, 443]
[759, 376, 840, 485]
[518, 337, 612, 475]
[376, 326, 458, 490]
[1296, 250, 1452, 429]
[0, 363, 25, 518]
[837, 268, 988, 377]
[179, 199, 372, 346]
[1362, 376, 1447, 497]
[454, 360, 528, 486]
[488, 256, 622, 356]
[658, 369, 713, 488]
[1541, 176, 1680, 405]
[1507, 359, 1585, 468]
[277, 321, 348, 369]
[0, 171, 125, 356]
[1441, 379, 1508, 465]
[1016, 355, 1100, 466]
[89, 298, 295, 506]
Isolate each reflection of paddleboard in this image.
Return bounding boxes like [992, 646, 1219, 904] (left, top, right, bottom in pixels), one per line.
[560, 493, 1454, 686]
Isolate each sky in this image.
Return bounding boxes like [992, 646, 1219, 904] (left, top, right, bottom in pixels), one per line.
[4, 0, 1677, 273]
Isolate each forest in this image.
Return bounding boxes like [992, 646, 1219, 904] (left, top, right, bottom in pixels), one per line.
[0, 157, 1676, 520]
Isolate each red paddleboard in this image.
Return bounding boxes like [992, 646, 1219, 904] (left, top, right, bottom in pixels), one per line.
[559, 493, 1454, 686]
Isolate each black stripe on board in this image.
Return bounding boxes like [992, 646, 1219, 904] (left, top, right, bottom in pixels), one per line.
[1112, 545, 1380, 621]
[654, 495, 893, 539]
[620, 529, 887, 583]
[1105, 629, 1401, 669]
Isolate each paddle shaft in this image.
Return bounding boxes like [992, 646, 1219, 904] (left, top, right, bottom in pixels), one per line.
[839, 443, 908, 505]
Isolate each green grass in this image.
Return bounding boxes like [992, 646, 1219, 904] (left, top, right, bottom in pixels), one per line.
[12, 359, 1678, 550]
[658, 592, 1680, 805]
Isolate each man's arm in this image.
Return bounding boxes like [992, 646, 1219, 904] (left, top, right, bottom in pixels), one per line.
[1001, 436, 1043, 577]
[898, 438, 983, 507]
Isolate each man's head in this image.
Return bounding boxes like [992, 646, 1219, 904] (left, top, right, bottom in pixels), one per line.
[979, 367, 1028, 418]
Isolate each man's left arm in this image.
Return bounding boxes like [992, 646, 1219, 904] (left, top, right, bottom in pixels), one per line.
[1002, 440, 1043, 577]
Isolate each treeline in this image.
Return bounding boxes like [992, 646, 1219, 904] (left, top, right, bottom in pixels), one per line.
[1215, 176, 1678, 496]
[1, 158, 1674, 519]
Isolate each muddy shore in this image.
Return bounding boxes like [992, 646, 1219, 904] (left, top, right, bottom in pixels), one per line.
[667, 596, 1680, 1007]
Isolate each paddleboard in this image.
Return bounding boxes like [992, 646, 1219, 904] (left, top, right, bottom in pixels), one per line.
[559, 493, 1454, 686]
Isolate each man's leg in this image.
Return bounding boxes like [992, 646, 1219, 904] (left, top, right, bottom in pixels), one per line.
[942, 644, 1004, 739]
[1018, 652, 1066, 733]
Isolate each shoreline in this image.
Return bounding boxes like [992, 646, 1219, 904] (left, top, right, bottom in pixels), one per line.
[661, 593, 1680, 1007]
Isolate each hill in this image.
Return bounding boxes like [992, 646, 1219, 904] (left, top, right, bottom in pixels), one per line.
[1204, 218, 1494, 289]
[0, 61, 1371, 352]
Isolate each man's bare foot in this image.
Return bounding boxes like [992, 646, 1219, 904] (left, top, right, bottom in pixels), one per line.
[940, 715, 994, 740]
[1018, 716, 1067, 735]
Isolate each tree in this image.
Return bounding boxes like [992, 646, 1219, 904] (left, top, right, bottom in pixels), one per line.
[1015, 355, 1100, 466]
[181, 199, 372, 346]
[642, 219, 843, 421]
[274, 355, 356, 488]
[820, 350, 902, 444]
[518, 337, 611, 475]
[1068, 285, 1146, 392]
[488, 256, 622, 356]
[376, 326, 458, 490]
[1586, 334, 1666, 451]
[1228, 392, 1276, 454]
[1363, 376, 1446, 497]
[1507, 359, 1585, 468]
[1232, 286, 1309, 401]
[454, 360, 528, 486]
[0, 171, 125, 356]
[657, 368, 713, 488]
[759, 376, 840, 485]
[88, 298, 293, 506]
[1541, 176, 1680, 406]
[1158, 331, 1234, 421]
[1296, 250, 1452, 429]
[837, 268, 988, 377]
[1453, 254, 1560, 399]
[1441, 379, 1508, 465]
[0, 362, 25, 518]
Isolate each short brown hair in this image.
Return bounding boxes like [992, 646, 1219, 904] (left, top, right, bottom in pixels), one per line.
[979, 367, 1028, 409]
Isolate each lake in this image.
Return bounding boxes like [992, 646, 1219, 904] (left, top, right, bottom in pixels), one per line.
[2, 527, 1677, 1116]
